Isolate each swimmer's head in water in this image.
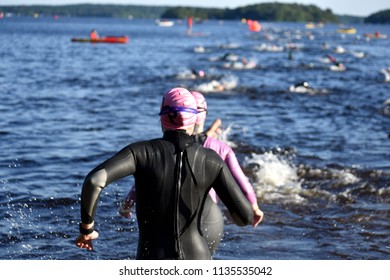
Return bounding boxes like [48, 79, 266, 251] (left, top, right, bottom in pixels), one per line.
[191, 91, 208, 125]
[160, 87, 198, 130]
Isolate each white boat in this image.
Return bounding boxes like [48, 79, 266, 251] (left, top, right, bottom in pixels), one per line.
[155, 19, 174, 27]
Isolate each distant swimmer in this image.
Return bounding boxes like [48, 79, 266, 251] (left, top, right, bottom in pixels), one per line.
[385, 98, 390, 138]
[208, 52, 239, 62]
[194, 75, 238, 93]
[196, 80, 225, 92]
[89, 29, 99, 39]
[334, 45, 346, 54]
[191, 68, 205, 79]
[351, 51, 366, 59]
[321, 43, 330, 50]
[221, 52, 239, 61]
[193, 45, 206, 53]
[223, 57, 256, 70]
[175, 68, 205, 80]
[289, 81, 315, 94]
[327, 54, 346, 71]
[219, 43, 240, 49]
[380, 68, 390, 82]
[382, 99, 390, 115]
[187, 15, 193, 35]
[288, 49, 294, 60]
[253, 43, 283, 52]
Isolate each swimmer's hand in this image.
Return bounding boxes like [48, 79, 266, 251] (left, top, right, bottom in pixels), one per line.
[76, 222, 99, 251]
[118, 199, 134, 219]
[206, 118, 222, 138]
[252, 205, 264, 227]
[76, 231, 99, 251]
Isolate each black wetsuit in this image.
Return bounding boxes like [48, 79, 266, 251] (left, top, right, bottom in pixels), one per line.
[195, 133, 224, 255]
[80, 130, 253, 260]
[200, 194, 224, 255]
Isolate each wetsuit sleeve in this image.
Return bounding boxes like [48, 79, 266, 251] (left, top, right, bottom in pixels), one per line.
[81, 146, 136, 224]
[225, 151, 258, 205]
[203, 136, 257, 205]
[212, 163, 253, 226]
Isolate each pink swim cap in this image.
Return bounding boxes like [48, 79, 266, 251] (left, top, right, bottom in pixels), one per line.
[191, 91, 208, 125]
[160, 87, 198, 130]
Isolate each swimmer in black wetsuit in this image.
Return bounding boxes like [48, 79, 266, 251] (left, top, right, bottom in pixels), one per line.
[119, 91, 264, 256]
[75, 87, 255, 260]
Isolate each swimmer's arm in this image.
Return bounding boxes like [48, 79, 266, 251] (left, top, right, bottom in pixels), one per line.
[225, 152, 257, 205]
[205, 118, 222, 138]
[80, 146, 136, 225]
[212, 165, 253, 227]
[77, 146, 136, 250]
[225, 153, 264, 227]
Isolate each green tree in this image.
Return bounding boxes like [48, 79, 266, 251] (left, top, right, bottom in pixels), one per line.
[365, 9, 390, 23]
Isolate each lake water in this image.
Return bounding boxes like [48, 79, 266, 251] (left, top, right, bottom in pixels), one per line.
[0, 16, 389, 260]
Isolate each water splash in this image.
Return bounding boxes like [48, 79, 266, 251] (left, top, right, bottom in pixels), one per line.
[244, 151, 305, 204]
[193, 74, 238, 93]
[216, 123, 237, 148]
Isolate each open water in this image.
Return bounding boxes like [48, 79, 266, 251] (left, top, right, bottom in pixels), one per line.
[0, 17, 389, 260]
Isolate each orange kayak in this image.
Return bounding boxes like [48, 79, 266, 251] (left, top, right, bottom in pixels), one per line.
[71, 36, 129, 44]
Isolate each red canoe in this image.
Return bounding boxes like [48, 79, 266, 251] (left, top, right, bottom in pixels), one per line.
[71, 36, 129, 44]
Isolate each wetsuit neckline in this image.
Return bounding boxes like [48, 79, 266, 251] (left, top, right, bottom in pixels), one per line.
[163, 130, 194, 152]
[194, 132, 207, 146]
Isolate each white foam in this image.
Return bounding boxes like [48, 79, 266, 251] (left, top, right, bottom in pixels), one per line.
[244, 152, 305, 204]
[333, 169, 360, 185]
[194, 75, 238, 93]
[380, 68, 390, 82]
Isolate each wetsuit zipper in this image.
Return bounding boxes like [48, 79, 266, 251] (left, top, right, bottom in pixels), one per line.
[174, 151, 183, 259]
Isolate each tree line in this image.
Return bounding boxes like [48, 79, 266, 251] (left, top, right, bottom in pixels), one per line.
[1, 3, 388, 23]
[365, 9, 390, 24]
[162, 3, 338, 22]
[0, 4, 166, 19]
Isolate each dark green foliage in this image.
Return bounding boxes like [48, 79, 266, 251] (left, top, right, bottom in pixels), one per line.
[162, 6, 225, 19]
[365, 9, 390, 24]
[0, 4, 168, 18]
[162, 3, 338, 22]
